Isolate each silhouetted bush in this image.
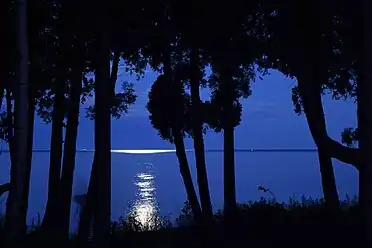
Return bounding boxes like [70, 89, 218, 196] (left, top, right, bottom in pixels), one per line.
[0, 195, 362, 248]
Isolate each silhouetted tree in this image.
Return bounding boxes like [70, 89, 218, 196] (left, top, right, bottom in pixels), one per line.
[167, 1, 215, 220]
[258, 0, 372, 243]
[147, 70, 203, 221]
[5, 0, 30, 245]
[139, 1, 203, 222]
[202, 1, 261, 221]
[258, 0, 346, 214]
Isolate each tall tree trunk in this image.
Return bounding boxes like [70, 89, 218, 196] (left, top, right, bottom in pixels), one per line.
[297, 69, 341, 212]
[317, 151, 340, 210]
[189, 47, 213, 221]
[358, 0, 372, 245]
[23, 95, 35, 217]
[93, 21, 111, 243]
[220, 76, 237, 220]
[42, 82, 65, 232]
[78, 155, 97, 244]
[5, 0, 30, 244]
[173, 130, 203, 222]
[59, 71, 82, 239]
[26, 96, 35, 179]
[161, 42, 203, 222]
[223, 124, 236, 218]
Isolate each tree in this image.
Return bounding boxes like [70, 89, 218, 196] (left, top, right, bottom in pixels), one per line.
[137, 1, 203, 222]
[92, 6, 112, 242]
[147, 70, 203, 222]
[202, 1, 261, 220]
[136, 0, 214, 222]
[39, 1, 89, 240]
[257, 0, 348, 214]
[258, 0, 372, 244]
[5, 0, 30, 245]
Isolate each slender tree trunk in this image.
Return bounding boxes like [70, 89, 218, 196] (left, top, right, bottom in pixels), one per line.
[161, 42, 203, 222]
[297, 71, 341, 211]
[358, 1, 372, 245]
[317, 151, 340, 209]
[317, 150, 340, 242]
[223, 124, 236, 218]
[189, 47, 213, 221]
[173, 131, 203, 222]
[26, 96, 35, 181]
[59, 71, 82, 239]
[220, 75, 237, 220]
[78, 155, 97, 244]
[42, 82, 65, 232]
[23, 95, 35, 219]
[5, 0, 29, 244]
[296, 58, 346, 248]
[93, 20, 111, 243]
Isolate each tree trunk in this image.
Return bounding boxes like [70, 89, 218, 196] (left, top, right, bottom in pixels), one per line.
[298, 71, 361, 168]
[297, 72, 342, 241]
[317, 150, 341, 241]
[93, 21, 111, 243]
[59, 71, 82, 239]
[161, 42, 203, 222]
[189, 47, 213, 221]
[298, 69, 342, 212]
[5, 0, 30, 244]
[78, 155, 97, 243]
[317, 151, 340, 210]
[26, 96, 35, 182]
[219, 73, 237, 221]
[23, 95, 35, 221]
[294, 39, 342, 237]
[42, 81, 65, 232]
[358, 1, 372, 245]
[223, 124, 236, 219]
[173, 130, 203, 222]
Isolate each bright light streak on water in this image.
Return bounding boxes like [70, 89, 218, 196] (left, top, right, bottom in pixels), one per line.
[129, 163, 159, 229]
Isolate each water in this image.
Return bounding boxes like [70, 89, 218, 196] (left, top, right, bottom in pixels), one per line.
[0, 149, 359, 232]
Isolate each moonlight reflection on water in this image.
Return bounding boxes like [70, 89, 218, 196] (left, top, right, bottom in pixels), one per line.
[130, 163, 159, 228]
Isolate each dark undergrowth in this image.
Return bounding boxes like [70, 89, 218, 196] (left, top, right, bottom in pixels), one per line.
[0, 195, 362, 248]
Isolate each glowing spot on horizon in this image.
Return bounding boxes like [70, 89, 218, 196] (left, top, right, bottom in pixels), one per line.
[111, 149, 177, 154]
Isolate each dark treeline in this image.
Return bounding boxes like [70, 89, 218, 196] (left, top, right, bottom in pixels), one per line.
[0, 0, 370, 247]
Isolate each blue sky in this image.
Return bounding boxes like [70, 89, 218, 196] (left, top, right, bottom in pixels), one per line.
[11, 60, 357, 151]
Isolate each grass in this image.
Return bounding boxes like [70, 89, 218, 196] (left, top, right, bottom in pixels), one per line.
[0, 195, 362, 248]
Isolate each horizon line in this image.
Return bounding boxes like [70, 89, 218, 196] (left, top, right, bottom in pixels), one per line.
[0, 148, 319, 154]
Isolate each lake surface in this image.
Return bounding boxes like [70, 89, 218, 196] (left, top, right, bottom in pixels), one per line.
[0, 149, 358, 232]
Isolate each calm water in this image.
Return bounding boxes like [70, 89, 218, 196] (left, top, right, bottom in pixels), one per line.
[0, 149, 358, 232]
